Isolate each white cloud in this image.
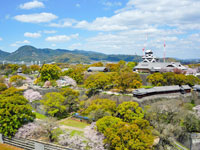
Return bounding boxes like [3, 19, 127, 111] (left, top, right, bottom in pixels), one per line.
[10, 40, 30, 47]
[24, 32, 41, 38]
[14, 13, 57, 23]
[51, 44, 56, 47]
[19, 0, 44, 10]
[71, 0, 200, 31]
[70, 33, 79, 39]
[71, 26, 200, 58]
[10, 43, 18, 47]
[0, 37, 2, 41]
[10, 0, 200, 58]
[16, 40, 30, 44]
[49, 19, 76, 28]
[75, 19, 128, 31]
[102, 1, 122, 7]
[49, 0, 197, 58]
[68, 43, 82, 49]
[46, 35, 70, 42]
[43, 30, 57, 34]
[76, 3, 80, 7]
[45, 34, 79, 42]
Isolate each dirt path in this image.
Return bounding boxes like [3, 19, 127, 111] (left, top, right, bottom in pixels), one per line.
[57, 116, 71, 123]
[59, 125, 85, 132]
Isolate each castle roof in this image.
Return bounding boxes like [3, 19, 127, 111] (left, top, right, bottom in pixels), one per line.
[134, 62, 185, 71]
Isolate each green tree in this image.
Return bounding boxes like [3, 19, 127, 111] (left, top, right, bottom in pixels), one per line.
[97, 116, 154, 150]
[174, 74, 187, 85]
[127, 62, 137, 69]
[6, 64, 20, 72]
[183, 113, 200, 132]
[185, 75, 200, 86]
[39, 118, 61, 142]
[114, 67, 142, 92]
[10, 75, 26, 83]
[0, 83, 7, 92]
[30, 64, 40, 72]
[82, 99, 117, 117]
[42, 92, 68, 118]
[1, 87, 23, 97]
[147, 73, 166, 86]
[39, 64, 61, 81]
[21, 65, 32, 74]
[0, 76, 5, 83]
[10, 75, 26, 87]
[0, 94, 35, 137]
[117, 101, 144, 123]
[63, 64, 86, 84]
[118, 60, 126, 70]
[60, 88, 80, 113]
[106, 63, 120, 72]
[163, 72, 176, 85]
[96, 116, 122, 134]
[84, 72, 111, 90]
[90, 62, 104, 67]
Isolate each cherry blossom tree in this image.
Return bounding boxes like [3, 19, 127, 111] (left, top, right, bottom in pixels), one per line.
[23, 89, 42, 102]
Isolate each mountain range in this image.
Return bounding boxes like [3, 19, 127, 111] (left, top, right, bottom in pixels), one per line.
[0, 45, 199, 64]
[0, 45, 142, 63]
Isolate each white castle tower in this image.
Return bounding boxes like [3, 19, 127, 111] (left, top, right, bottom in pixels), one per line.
[142, 50, 158, 63]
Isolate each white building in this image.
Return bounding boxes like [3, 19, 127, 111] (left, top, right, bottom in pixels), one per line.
[134, 50, 187, 73]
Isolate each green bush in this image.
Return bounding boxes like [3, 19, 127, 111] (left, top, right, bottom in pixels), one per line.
[183, 114, 200, 132]
[0, 83, 7, 92]
[0, 94, 35, 137]
[9, 75, 26, 83]
[39, 64, 61, 81]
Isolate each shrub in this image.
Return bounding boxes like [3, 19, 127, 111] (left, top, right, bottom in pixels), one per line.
[114, 68, 142, 92]
[81, 99, 117, 116]
[97, 116, 154, 150]
[84, 72, 111, 90]
[183, 113, 200, 132]
[62, 64, 86, 84]
[0, 94, 35, 137]
[0, 76, 5, 83]
[41, 92, 68, 118]
[0, 83, 7, 92]
[116, 101, 144, 123]
[10, 75, 26, 83]
[39, 64, 61, 81]
[1, 87, 23, 96]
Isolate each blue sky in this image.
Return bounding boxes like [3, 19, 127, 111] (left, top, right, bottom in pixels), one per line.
[0, 0, 200, 59]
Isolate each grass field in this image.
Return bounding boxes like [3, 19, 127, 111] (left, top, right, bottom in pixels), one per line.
[141, 85, 154, 89]
[0, 144, 23, 150]
[34, 112, 47, 119]
[64, 129, 84, 137]
[59, 119, 89, 129]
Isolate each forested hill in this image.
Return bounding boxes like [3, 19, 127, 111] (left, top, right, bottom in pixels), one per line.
[0, 49, 10, 58]
[0, 45, 142, 63]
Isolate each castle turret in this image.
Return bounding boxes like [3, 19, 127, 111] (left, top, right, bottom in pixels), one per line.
[142, 50, 158, 63]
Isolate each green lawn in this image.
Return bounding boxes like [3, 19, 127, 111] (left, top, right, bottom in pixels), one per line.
[70, 130, 84, 136]
[59, 119, 89, 129]
[141, 85, 154, 89]
[64, 129, 84, 137]
[34, 112, 47, 119]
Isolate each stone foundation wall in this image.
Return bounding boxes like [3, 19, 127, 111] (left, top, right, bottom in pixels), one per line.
[191, 133, 200, 150]
[90, 92, 193, 107]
